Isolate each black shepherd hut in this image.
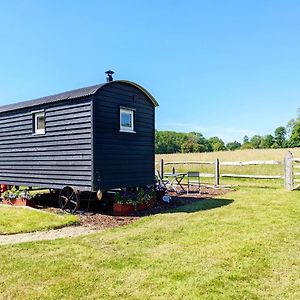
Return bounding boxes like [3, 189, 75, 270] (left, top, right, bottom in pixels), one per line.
[0, 71, 158, 211]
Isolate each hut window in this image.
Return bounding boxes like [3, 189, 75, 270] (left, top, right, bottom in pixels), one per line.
[120, 108, 135, 133]
[33, 111, 45, 134]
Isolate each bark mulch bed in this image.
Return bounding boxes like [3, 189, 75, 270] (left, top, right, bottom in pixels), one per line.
[34, 186, 232, 231]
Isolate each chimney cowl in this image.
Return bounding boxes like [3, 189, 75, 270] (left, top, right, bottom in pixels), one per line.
[105, 70, 114, 82]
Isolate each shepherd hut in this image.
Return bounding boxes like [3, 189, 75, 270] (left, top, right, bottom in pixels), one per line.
[0, 71, 158, 210]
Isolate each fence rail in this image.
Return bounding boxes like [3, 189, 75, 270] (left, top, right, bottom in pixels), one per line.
[156, 155, 295, 189]
[199, 173, 214, 178]
[221, 174, 283, 179]
[157, 152, 300, 190]
[220, 160, 281, 166]
[291, 155, 300, 190]
[162, 160, 281, 166]
[163, 161, 215, 165]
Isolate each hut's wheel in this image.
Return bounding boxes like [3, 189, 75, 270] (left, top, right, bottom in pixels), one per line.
[59, 186, 80, 213]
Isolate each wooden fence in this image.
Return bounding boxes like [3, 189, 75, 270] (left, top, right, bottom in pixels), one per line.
[284, 151, 300, 190]
[156, 152, 299, 190]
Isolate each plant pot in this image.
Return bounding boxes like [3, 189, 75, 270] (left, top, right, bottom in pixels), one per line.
[2, 199, 12, 205]
[136, 198, 156, 211]
[147, 197, 156, 208]
[136, 203, 148, 211]
[2, 198, 34, 207]
[113, 203, 135, 216]
[14, 198, 34, 207]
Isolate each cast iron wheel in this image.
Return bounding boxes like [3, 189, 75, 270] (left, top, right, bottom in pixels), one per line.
[59, 186, 80, 213]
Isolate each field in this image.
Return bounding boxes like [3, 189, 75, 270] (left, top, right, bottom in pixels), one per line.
[156, 148, 300, 188]
[0, 187, 299, 299]
[156, 147, 300, 162]
[0, 206, 78, 234]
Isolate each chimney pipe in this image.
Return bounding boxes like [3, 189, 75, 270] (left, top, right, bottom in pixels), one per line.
[105, 70, 114, 82]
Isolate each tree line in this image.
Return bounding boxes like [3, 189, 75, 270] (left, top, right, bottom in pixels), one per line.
[155, 109, 300, 154]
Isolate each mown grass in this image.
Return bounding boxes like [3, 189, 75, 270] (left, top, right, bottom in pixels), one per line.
[0, 206, 78, 234]
[0, 187, 299, 299]
[156, 147, 300, 188]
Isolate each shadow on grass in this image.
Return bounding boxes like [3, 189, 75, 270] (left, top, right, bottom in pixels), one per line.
[236, 185, 281, 190]
[32, 189, 234, 217]
[166, 198, 234, 214]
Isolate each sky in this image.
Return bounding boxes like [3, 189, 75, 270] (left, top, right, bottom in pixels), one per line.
[0, 0, 300, 143]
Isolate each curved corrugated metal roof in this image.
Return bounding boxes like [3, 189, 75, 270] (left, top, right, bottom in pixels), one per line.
[0, 80, 158, 113]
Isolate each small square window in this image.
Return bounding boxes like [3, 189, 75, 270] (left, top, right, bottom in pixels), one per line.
[120, 108, 135, 133]
[33, 111, 45, 134]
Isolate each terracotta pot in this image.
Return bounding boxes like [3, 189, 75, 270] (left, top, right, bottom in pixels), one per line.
[2, 199, 12, 205]
[148, 197, 156, 208]
[137, 203, 148, 211]
[113, 203, 135, 216]
[15, 198, 34, 206]
[136, 198, 156, 211]
[2, 198, 34, 207]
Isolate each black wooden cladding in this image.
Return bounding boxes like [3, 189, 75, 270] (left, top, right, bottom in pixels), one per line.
[0, 98, 93, 190]
[93, 82, 155, 190]
[0, 81, 157, 191]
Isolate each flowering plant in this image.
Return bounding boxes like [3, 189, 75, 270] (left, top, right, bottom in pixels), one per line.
[2, 187, 31, 201]
[114, 190, 136, 205]
[2, 186, 20, 200]
[114, 187, 156, 206]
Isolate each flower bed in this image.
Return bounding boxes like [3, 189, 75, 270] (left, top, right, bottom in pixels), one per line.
[2, 198, 34, 207]
[113, 187, 157, 216]
[1, 187, 34, 207]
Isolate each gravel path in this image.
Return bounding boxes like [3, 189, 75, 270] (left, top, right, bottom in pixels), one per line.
[0, 226, 99, 245]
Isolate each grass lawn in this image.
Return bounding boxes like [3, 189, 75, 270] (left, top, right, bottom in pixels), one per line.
[0, 187, 299, 299]
[0, 206, 78, 234]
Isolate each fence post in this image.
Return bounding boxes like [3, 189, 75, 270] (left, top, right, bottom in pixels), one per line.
[215, 158, 220, 187]
[160, 159, 164, 178]
[284, 151, 293, 190]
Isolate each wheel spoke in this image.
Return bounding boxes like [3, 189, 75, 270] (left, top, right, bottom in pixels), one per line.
[59, 186, 80, 213]
[61, 195, 69, 201]
[61, 201, 69, 210]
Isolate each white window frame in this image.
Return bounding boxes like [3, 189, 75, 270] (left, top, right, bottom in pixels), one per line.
[120, 108, 135, 133]
[33, 111, 45, 135]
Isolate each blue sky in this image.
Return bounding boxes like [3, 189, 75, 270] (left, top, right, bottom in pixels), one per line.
[0, 0, 299, 142]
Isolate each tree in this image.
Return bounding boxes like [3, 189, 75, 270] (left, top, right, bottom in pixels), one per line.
[286, 118, 297, 139]
[241, 135, 253, 149]
[260, 135, 274, 149]
[289, 122, 300, 147]
[286, 108, 300, 143]
[226, 141, 241, 151]
[243, 136, 249, 143]
[155, 131, 213, 154]
[181, 140, 198, 153]
[274, 126, 286, 148]
[209, 137, 226, 152]
[155, 110, 300, 154]
[187, 132, 213, 152]
[155, 131, 187, 153]
[250, 135, 263, 149]
[241, 142, 253, 150]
